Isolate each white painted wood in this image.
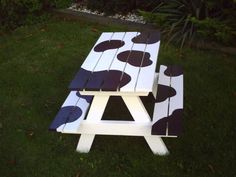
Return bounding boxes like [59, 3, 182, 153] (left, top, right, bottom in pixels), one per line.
[75, 95, 109, 152]
[66, 120, 177, 137]
[152, 99, 169, 124]
[93, 32, 125, 72]
[169, 74, 184, 115]
[108, 32, 138, 71]
[108, 32, 138, 90]
[122, 96, 151, 123]
[85, 95, 109, 122]
[152, 73, 159, 99]
[61, 91, 79, 107]
[56, 91, 80, 132]
[76, 134, 95, 153]
[158, 65, 171, 86]
[81, 32, 113, 71]
[135, 41, 160, 92]
[79, 90, 149, 96]
[62, 98, 91, 133]
[120, 43, 147, 92]
[152, 65, 171, 133]
[144, 136, 169, 155]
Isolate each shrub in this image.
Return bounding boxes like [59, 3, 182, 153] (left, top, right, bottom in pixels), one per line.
[0, 0, 72, 30]
[139, 0, 236, 47]
[86, 0, 159, 15]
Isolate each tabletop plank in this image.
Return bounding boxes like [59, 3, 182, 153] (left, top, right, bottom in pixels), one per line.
[81, 32, 113, 71]
[93, 32, 125, 72]
[102, 32, 138, 91]
[120, 43, 147, 92]
[84, 32, 125, 91]
[135, 34, 160, 92]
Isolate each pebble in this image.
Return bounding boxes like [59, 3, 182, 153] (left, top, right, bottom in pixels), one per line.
[68, 3, 146, 24]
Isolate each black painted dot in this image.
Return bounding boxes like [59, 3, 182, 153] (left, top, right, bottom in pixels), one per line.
[76, 92, 93, 103]
[117, 50, 152, 67]
[49, 106, 82, 131]
[155, 84, 176, 103]
[152, 109, 183, 136]
[164, 65, 183, 77]
[94, 40, 125, 52]
[132, 31, 160, 44]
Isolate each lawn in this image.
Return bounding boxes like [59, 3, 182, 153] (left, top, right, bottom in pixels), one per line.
[0, 17, 236, 177]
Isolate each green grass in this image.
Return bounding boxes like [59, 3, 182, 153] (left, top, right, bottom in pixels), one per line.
[0, 17, 236, 177]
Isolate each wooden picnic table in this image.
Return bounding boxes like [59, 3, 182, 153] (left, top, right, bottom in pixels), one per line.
[49, 31, 184, 155]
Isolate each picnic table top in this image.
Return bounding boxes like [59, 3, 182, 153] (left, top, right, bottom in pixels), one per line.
[69, 31, 161, 96]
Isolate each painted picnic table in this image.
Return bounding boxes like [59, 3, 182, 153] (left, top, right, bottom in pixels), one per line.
[49, 31, 184, 155]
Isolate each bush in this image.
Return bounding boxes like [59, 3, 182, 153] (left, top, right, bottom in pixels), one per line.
[0, 0, 72, 30]
[139, 0, 236, 47]
[86, 0, 159, 15]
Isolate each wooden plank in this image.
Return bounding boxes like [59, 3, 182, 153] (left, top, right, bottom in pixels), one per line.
[101, 70, 123, 91]
[103, 32, 138, 91]
[167, 66, 183, 136]
[93, 32, 125, 72]
[135, 40, 160, 92]
[67, 120, 176, 137]
[120, 43, 147, 92]
[69, 68, 92, 90]
[157, 65, 171, 86]
[49, 91, 79, 132]
[62, 96, 91, 133]
[61, 91, 80, 107]
[169, 74, 183, 115]
[81, 32, 113, 71]
[122, 96, 151, 123]
[84, 70, 108, 91]
[84, 32, 125, 91]
[151, 65, 171, 136]
[152, 100, 169, 135]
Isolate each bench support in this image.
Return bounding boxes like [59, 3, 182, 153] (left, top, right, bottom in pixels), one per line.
[76, 95, 109, 153]
[76, 95, 169, 155]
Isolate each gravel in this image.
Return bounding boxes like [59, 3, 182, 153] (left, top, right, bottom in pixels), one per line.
[68, 3, 146, 24]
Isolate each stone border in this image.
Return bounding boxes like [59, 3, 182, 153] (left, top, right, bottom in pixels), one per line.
[52, 9, 157, 30]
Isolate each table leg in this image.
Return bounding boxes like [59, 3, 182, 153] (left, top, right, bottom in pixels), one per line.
[122, 96, 150, 123]
[122, 96, 169, 155]
[76, 95, 109, 153]
[144, 136, 169, 155]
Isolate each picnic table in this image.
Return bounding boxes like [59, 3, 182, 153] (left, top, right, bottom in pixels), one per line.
[49, 31, 184, 155]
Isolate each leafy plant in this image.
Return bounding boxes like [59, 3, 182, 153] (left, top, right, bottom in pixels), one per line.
[190, 17, 235, 44]
[140, 0, 236, 48]
[0, 0, 72, 30]
[86, 0, 160, 15]
[154, 0, 208, 48]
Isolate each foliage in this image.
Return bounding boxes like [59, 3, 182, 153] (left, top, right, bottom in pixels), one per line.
[86, 0, 159, 15]
[138, 10, 166, 25]
[52, 0, 72, 8]
[139, 0, 236, 47]
[191, 17, 236, 44]
[0, 0, 72, 30]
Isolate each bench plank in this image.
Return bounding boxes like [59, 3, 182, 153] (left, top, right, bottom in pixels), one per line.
[62, 93, 92, 133]
[49, 91, 92, 132]
[152, 65, 183, 136]
[135, 31, 161, 92]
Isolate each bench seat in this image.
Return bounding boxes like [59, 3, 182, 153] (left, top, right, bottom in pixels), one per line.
[152, 65, 183, 137]
[49, 91, 93, 133]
